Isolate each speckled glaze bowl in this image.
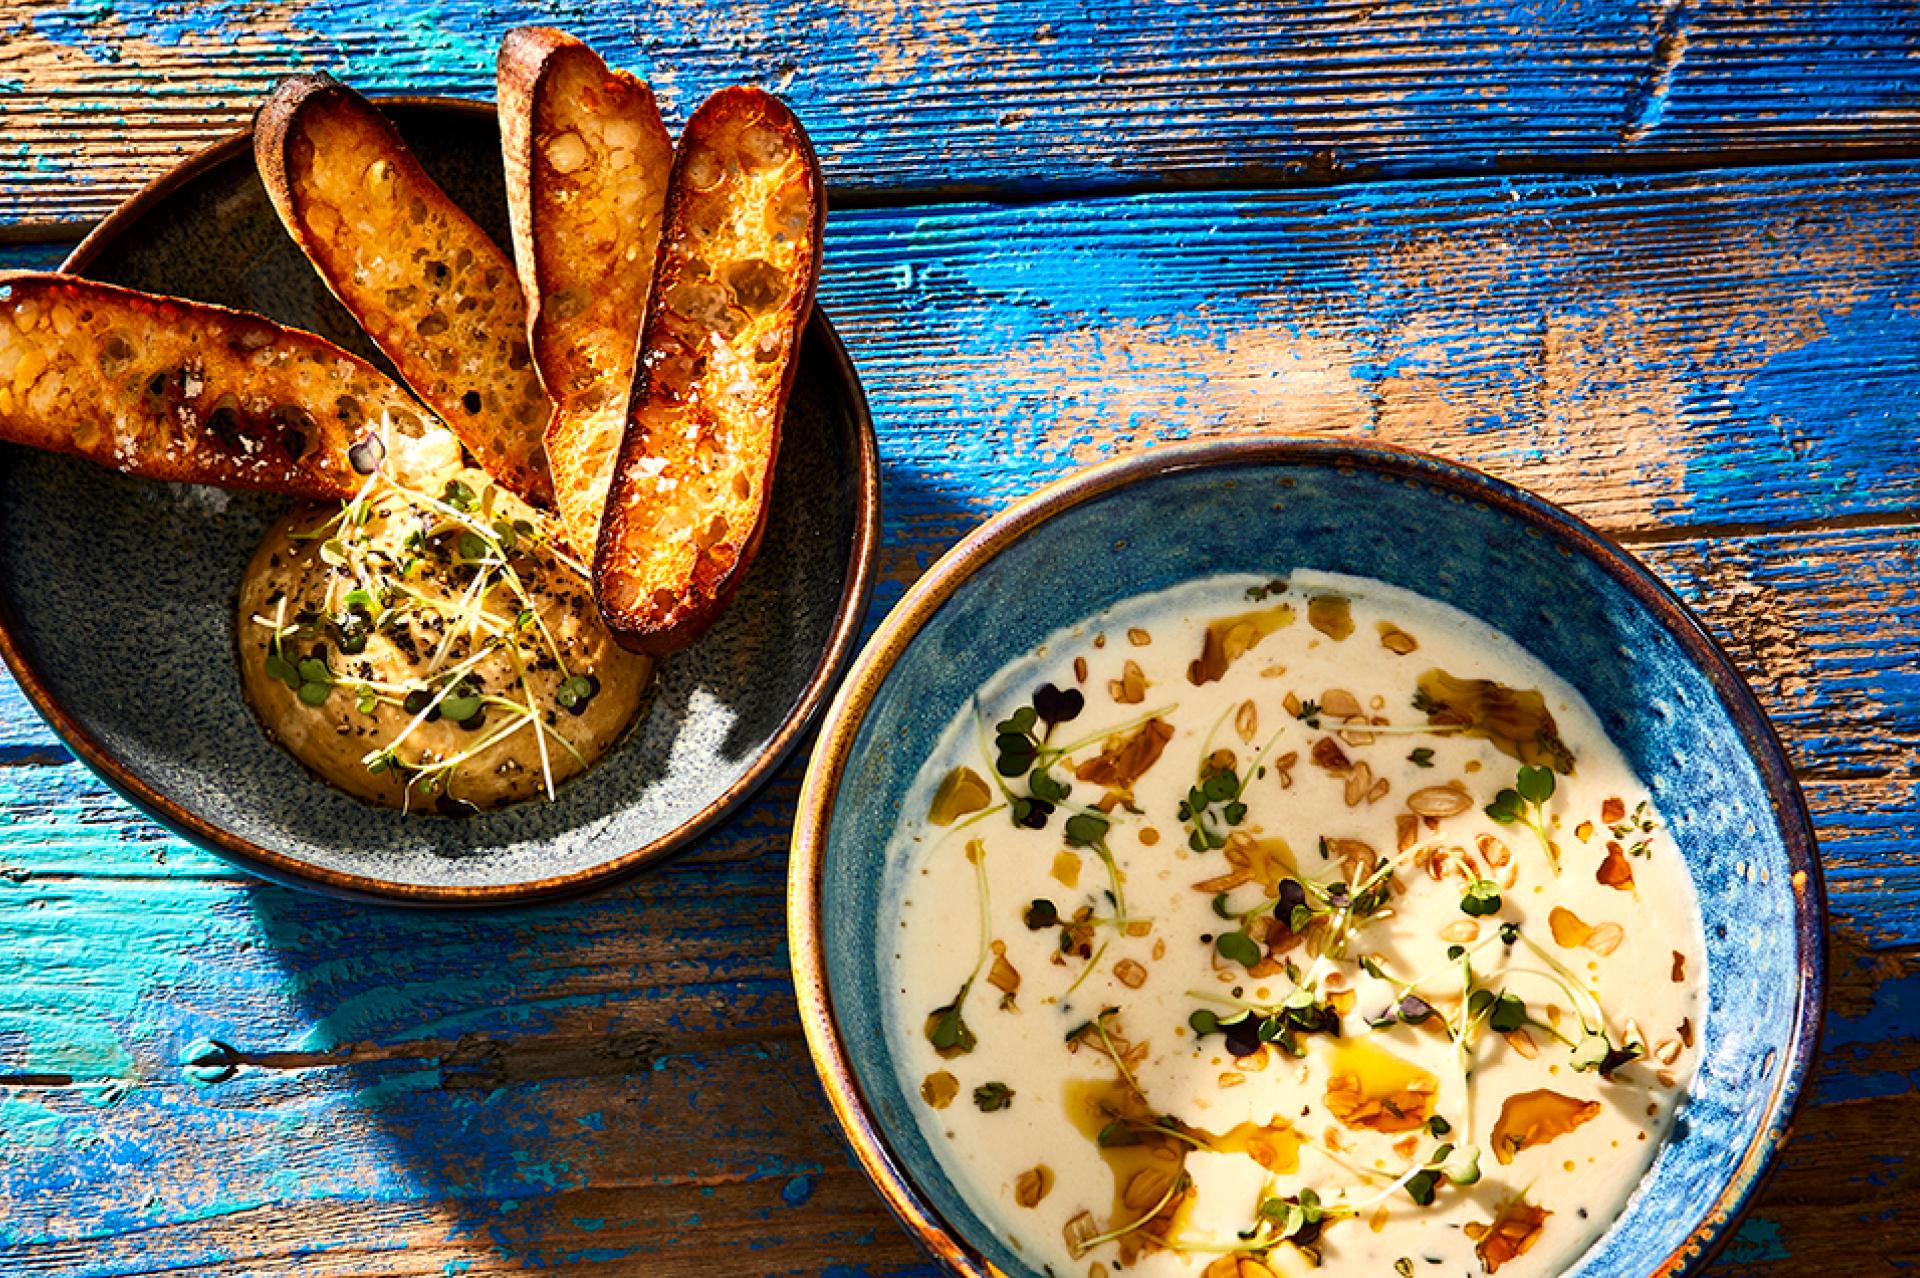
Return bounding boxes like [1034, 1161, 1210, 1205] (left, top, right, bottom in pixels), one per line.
[790, 437, 1824, 1277]
[0, 100, 878, 905]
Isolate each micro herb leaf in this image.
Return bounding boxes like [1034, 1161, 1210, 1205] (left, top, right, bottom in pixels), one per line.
[1461, 879, 1504, 917]
[926, 987, 977, 1058]
[1404, 1169, 1440, 1207]
[1031, 683, 1084, 729]
[1484, 789, 1523, 824]
[1063, 812, 1109, 848]
[264, 652, 301, 690]
[443, 478, 477, 512]
[1408, 746, 1435, 768]
[1215, 930, 1262, 968]
[972, 1081, 1014, 1112]
[1029, 767, 1072, 804]
[1488, 992, 1529, 1035]
[1023, 899, 1059, 930]
[1517, 764, 1557, 806]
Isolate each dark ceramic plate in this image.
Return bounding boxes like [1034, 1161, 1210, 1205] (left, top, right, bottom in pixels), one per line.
[0, 99, 878, 905]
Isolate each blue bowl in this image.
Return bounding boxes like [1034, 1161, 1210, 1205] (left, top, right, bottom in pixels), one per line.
[789, 437, 1824, 1277]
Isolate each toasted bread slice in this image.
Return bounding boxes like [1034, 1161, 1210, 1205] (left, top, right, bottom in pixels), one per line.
[593, 88, 823, 655]
[254, 74, 554, 505]
[498, 28, 673, 559]
[0, 272, 432, 497]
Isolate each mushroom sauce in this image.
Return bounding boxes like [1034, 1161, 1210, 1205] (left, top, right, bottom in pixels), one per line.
[885, 573, 1706, 1278]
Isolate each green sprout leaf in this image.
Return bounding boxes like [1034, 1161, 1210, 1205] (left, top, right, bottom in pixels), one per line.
[264, 652, 301, 690]
[1517, 764, 1557, 805]
[1063, 812, 1110, 848]
[1215, 930, 1261, 968]
[1461, 879, 1504, 917]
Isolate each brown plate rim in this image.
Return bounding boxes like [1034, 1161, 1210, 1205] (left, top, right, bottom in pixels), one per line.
[0, 94, 881, 907]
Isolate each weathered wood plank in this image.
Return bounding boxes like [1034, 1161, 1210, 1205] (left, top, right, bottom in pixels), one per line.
[0, 507, 1913, 777]
[0, 762, 1907, 1275]
[11, 163, 1920, 537]
[818, 164, 1920, 543]
[6, 0, 1920, 226]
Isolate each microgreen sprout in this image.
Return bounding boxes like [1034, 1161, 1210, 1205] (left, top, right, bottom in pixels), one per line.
[1068, 1171, 1191, 1258]
[1066, 1007, 1145, 1101]
[925, 839, 992, 1058]
[1460, 878, 1504, 916]
[1486, 764, 1562, 873]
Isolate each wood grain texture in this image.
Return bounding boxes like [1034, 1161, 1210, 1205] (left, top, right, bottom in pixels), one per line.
[4, 9, 1919, 1272]
[0, 508, 1911, 1271]
[0, 761, 1908, 1275]
[7, 0, 1920, 225]
[814, 163, 1920, 543]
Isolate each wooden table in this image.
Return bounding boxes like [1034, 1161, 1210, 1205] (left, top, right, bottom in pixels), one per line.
[3, 2, 1917, 1273]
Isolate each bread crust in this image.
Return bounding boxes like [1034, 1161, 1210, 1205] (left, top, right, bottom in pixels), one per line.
[0, 271, 430, 498]
[253, 73, 554, 506]
[592, 87, 824, 655]
[498, 28, 673, 559]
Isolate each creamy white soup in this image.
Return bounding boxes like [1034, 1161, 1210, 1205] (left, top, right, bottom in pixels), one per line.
[885, 572, 1705, 1278]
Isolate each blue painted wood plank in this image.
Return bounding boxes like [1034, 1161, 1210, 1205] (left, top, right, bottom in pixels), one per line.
[0, 755, 1909, 1275]
[6, 0, 1920, 224]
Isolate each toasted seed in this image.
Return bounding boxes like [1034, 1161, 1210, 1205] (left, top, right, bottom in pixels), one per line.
[1344, 762, 1372, 807]
[1408, 784, 1472, 817]
[1127, 627, 1151, 647]
[1654, 1038, 1681, 1065]
[1586, 922, 1625, 956]
[1441, 919, 1480, 943]
[1322, 688, 1363, 719]
[1109, 658, 1148, 705]
[1367, 777, 1390, 804]
[1014, 1164, 1054, 1207]
[1396, 813, 1419, 853]
[1312, 737, 1352, 772]
[1114, 958, 1148, 989]
[1073, 656, 1088, 683]
[1064, 1211, 1099, 1257]
[1378, 622, 1419, 654]
[1124, 1166, 1177, 1210]
[1477, 833, 1512, 867]
[1504, 1028, 1540, 1059]
[1235, 699, 1259, 744]
[1282, 689, 1303, 718]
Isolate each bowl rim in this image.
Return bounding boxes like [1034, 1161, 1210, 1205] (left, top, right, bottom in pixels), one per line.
[0, 95, 882, 907]
[787, 433, 1827, 1277]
